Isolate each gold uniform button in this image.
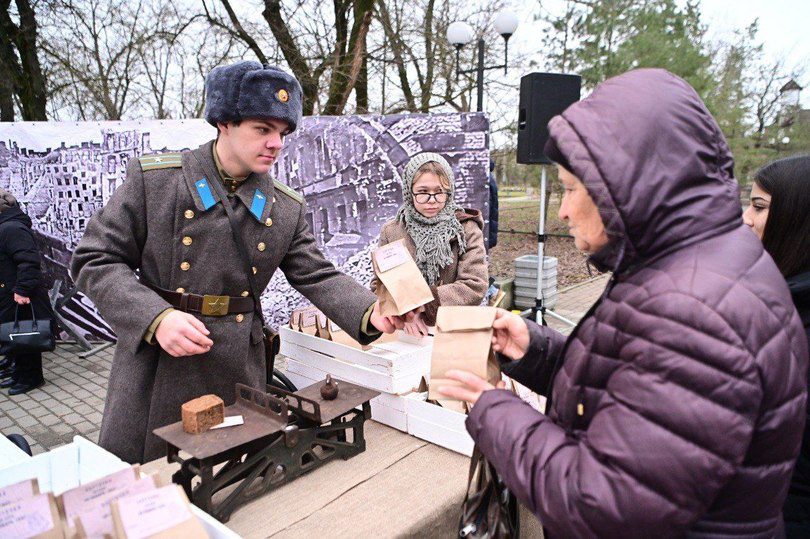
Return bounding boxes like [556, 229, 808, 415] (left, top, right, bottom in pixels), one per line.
[235, 314, 244, 323]
[182, 236, 193, 246]
[265, 218, 273, 227]
[176, 287, 186, 293]
[252, 267, 258, 274]
[257, 242, 266, 252]
[184, 210, 194, 219]
[0, 283, 4, 288]
[241, 290, 249, 297]
[180, 262, 190, 271]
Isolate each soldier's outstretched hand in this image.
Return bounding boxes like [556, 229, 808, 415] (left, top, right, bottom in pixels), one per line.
[155, 311, 214, 357]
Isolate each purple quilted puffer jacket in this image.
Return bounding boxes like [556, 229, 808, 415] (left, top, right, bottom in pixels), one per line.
[466, 69, 809, 537]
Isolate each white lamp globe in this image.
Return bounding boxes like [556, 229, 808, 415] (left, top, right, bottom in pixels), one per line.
[493, 11, 519, 37]
[782, 136, 791, 144]
[447, 21, 474, 46]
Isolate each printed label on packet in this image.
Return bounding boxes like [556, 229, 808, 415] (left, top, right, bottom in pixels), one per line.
[61, 465, 139, 521]
[0, 478, 37, 507]
[0, 493, 55, 537]
[374, 242, 410, 273]
[116, 485, 192, 538]
[76, 476, 157, 538]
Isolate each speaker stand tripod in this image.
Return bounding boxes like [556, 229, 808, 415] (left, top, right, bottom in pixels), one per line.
[520, 165, 577, 328]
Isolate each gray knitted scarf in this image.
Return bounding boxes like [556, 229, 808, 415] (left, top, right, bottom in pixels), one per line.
[396, 153, 466, 286]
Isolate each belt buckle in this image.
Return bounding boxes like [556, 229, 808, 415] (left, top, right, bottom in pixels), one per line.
[201, 295, 230, 316]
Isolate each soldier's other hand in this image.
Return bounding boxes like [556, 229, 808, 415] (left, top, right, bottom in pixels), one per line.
[369, 300, 398, 333]
[155, 311, 214, 357]
[13, 294, 30, 305]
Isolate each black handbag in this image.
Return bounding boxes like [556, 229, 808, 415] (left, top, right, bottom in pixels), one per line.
[0, 304, 56, 353]
[458, 446, 520, 538]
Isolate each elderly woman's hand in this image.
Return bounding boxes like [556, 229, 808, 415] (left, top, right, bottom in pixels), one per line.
[492, 308, 530, 360]
[13, 294, 30, 305]
[437, 369, 506, 405]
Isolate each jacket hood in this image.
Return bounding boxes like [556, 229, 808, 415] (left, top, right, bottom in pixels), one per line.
[456, 208, 484, 229]
[548, 68, 741, 272]
[0, 204, 32, 228]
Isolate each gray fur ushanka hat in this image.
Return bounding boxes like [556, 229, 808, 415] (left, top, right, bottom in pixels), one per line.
[204, 61, 303, 132]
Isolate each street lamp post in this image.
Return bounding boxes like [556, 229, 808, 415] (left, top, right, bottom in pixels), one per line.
[446, 12, 519, 112]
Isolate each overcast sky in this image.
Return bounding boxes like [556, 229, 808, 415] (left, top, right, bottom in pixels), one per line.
[511, 0, 809, 97]
[474, 0, 809, 146]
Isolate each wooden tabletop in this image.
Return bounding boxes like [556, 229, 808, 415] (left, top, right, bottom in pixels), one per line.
[142, 420, 543, 538]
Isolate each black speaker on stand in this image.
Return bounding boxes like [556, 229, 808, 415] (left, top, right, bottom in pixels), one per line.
[516, 73, 581, 327]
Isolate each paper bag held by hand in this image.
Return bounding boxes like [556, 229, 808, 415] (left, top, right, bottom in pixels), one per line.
[372, 239, 434, 316]
[429, 306, 500, 401]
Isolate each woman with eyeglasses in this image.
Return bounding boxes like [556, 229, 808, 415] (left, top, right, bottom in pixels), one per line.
[743, 155, 810, 537]
[372, 152, 488, 336]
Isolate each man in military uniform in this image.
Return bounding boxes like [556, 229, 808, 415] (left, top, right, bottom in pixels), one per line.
[71, 62, 403, 464]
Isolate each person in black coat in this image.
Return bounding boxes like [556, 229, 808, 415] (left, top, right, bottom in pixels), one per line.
[488, 159, 499, 250]
[743, 155, 810, 537]
[0, 188, 50, 395]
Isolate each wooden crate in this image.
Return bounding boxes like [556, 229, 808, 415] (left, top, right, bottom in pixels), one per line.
[280, 326, 431, 394]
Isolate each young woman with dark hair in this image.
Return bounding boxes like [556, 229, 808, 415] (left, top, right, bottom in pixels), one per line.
[743, 154, 810, 537]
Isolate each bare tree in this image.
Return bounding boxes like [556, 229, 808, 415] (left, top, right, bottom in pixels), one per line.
[0, 0, 47, 121]
[41, 0, 156, 120]
[372, 0, 508, 114]
[200, 0, 375, 116]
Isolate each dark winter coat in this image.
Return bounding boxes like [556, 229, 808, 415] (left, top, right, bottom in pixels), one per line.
[784, 269, 810, 533]
[488, 173, 498, 249]
[0, 204, 52, 327]
[466, 69, 809, 537]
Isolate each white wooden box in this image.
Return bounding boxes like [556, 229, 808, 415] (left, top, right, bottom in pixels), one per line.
[280, 325, 431, 394]
[0, 435, 238, 538]
[405, 395, 474, 457]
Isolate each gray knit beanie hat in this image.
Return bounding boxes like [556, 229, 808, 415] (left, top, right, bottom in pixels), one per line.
[204, 61, 303, 132]
[396, 153, 466, 285]
[0, 187, 17, 213]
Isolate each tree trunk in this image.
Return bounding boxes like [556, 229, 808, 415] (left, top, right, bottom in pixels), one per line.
[356, 52, 368, 113]
[377, 0, 416, 111]
[0, 0, 47, 120]
[262, 0, 321, 115]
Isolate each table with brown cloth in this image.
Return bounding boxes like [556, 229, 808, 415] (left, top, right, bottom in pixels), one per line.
[142, 421, 543, 538]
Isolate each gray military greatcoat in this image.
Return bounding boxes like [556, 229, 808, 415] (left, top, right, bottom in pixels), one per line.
[71, 140, 377, 463]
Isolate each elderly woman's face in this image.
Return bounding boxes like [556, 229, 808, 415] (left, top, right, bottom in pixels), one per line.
[412, 172, 448, 218]
[742, 182, 770, 240]
[558, 166, 609, 254]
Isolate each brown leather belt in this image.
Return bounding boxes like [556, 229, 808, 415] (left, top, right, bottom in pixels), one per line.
[147, 284, 254, 317]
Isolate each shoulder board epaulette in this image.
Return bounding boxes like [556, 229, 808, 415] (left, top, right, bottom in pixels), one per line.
[273, 180, 303, 204]
[139, 152, 183, 171]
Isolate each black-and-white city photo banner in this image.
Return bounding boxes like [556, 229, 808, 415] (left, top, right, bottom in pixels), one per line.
[0, 114, 491, 340]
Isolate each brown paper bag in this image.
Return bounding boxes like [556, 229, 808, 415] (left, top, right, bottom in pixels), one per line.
[290, 307, 320, 335]
[111, 484, 206, 539]
[429, 306, 500, 400]
[372, 239, 434, 316]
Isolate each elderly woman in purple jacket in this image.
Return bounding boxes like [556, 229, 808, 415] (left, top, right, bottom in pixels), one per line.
[439, 69, 808, 537]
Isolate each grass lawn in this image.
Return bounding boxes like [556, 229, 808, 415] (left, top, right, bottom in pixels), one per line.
[488, 195, 600, 288]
